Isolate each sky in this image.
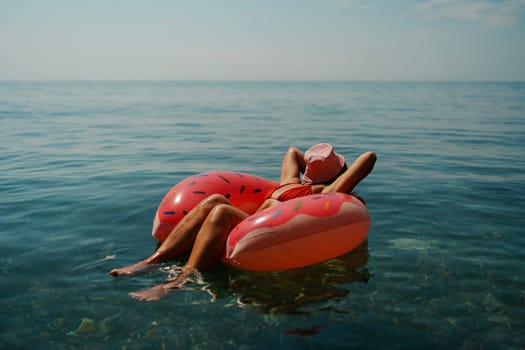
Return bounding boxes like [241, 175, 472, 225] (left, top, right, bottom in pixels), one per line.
[1, 0, 525, 81]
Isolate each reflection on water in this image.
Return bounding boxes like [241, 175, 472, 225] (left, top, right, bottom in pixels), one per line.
[193, 240, 370, 315]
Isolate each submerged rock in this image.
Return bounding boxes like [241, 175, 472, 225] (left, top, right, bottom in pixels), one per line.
[76, 318, 96, 334]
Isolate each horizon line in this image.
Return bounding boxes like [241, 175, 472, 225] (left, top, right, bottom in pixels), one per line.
[1, 79, 524, 83]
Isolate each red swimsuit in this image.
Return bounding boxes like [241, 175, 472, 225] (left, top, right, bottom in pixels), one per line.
[268, 184, 312, 202]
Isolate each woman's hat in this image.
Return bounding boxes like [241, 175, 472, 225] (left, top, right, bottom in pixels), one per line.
[303, 143, 345, 184]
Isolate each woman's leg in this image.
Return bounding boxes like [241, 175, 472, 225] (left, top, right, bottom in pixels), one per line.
[129, 204, 249, 301]
[184, 204, 249, 270]
[109, 194, 231, 276]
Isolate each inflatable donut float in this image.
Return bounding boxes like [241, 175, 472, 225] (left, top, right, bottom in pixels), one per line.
[152, 172, 279, 243]
[152, 171, 370, 271]
[223, 192, 370, 271]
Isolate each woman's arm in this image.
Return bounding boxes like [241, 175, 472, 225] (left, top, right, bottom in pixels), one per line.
[279, 147, 306, 184]
[322, 151, 376, 194]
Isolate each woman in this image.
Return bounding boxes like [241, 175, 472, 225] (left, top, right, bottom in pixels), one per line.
[110, 144, 376, 301]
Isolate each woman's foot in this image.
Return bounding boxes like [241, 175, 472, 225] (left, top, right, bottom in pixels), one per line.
[109, 261, 159, 276]
[129, 266, 200, 302]
[129, 284, 169, 302]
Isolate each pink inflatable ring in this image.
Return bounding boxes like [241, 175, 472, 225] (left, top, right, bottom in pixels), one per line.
[152, 171, 370, 271]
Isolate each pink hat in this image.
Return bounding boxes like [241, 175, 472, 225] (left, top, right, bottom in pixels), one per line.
[303, 143, 346, 184]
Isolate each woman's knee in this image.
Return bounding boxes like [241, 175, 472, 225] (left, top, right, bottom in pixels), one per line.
[198, 194, 230, 211]
[207, 204, 248, 229]
[207, 204, 234, 225]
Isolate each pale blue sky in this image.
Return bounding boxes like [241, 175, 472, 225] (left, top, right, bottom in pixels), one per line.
[1, 0, 524, 81]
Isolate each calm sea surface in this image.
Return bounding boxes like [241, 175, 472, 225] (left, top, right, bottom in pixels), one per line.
[1, 81, 524, 349]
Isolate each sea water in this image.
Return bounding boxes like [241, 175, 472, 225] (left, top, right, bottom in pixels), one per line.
[1, 81, 524, 349]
